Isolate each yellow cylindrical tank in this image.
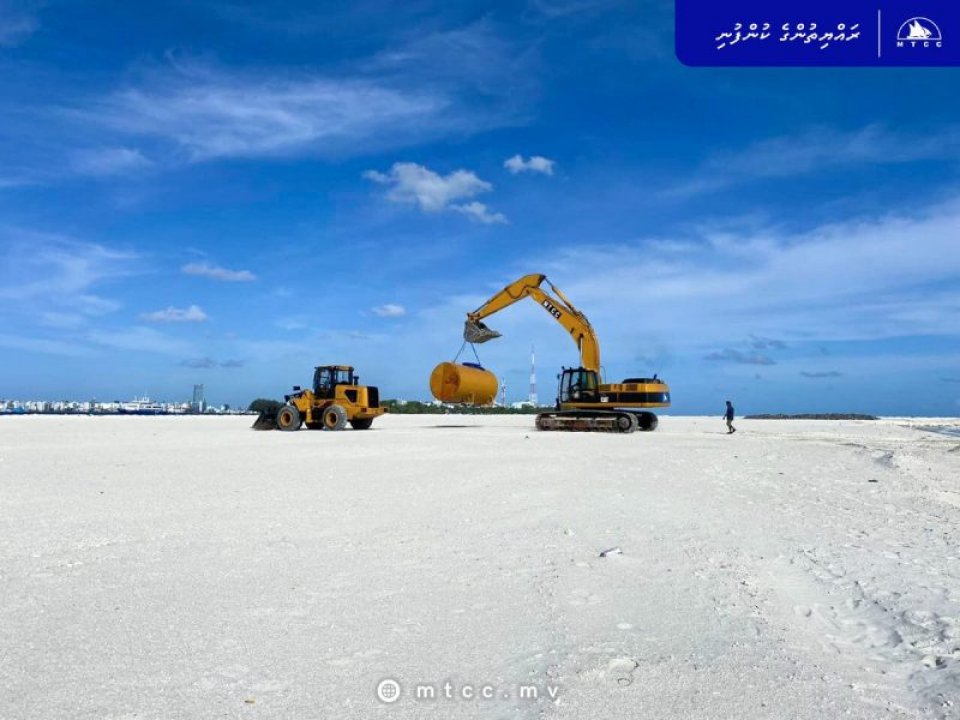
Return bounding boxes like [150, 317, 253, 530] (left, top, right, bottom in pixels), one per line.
[429, 362, 498, 405]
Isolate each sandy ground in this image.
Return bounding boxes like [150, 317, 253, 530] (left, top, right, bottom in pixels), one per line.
[1, 414, 959, 720]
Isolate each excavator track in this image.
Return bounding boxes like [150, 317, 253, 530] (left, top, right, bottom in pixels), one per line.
[535, 410, 658, 433]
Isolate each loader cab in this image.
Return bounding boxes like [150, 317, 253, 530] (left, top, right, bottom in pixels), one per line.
[558, 367, 600, 405]
[313, 365, 356, 399]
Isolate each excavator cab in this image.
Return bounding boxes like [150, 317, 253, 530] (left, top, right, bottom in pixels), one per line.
[558, 367, 600, 405]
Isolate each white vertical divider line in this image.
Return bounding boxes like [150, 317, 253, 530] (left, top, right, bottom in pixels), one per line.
[878, 9, 882, 58]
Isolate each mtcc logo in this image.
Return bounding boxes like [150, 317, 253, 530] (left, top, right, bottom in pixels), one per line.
[897, 17, 942, 48]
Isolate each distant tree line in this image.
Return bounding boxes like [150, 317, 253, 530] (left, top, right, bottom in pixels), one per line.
[246, 397, 547, 415]
[381, 400, 547, 415]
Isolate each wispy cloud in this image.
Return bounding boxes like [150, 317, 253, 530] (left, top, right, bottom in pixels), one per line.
[705, 349, 775, 366]
[0, 230, 135, 317]
[530, 0, 620, 17]
[275, 317, 307, 331]
[364, 162, 507, 223]
[0, 332, 93, 357]
[371, 303, 406, 318]
[179, 356, 217, 369]
[88, 327, 193, 355]
[667, 125, 960, 196]
[504, 154, 555, 175]
[524, 195, 960, 356]
[801, 370, 843, 378]
[180, 357, 244, 368]
[0, 1, 40, 47]
[140, 305, 208, 323]
[69, 49, 519, 162]
[749, 334, 786, 350]
[69, 147, 151, 177]
[182, 262, 256, 282]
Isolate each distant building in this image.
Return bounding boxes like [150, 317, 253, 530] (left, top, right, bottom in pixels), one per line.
[191, 384, 205, 413]
[528, 344, 538, 406]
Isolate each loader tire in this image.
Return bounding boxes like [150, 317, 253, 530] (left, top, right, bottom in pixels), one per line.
[349, 417, 374, 430]
[322, 404, 348, 431]
[276, 405, 301, 431]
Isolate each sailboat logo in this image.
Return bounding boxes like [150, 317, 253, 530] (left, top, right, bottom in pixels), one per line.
[896, 17, 942, 47]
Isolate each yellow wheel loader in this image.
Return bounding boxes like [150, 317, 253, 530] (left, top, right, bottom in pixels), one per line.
[253, 365, 386, 431]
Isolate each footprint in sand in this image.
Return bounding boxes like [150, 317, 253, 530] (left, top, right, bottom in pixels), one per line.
[604, 658, 639, 687]
[568, 589, 601, 607]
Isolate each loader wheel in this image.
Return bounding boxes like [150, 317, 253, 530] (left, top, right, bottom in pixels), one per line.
[349, 417, 374, 430]
[276, 405, 301, 431]
[322, 404, 348, 431]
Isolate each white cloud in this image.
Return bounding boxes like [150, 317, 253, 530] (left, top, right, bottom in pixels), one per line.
[372, 303, 406, 318]
[668, 125, 960, 196]
[69, 147, 152, 177]
[504, 154, 555, 175]
[75, 60, 454, 161]
[182, 262, 256, 282]
[140, 305, 208, 323]
[364, 162, 507, 223]
[451, 201, 508, 224]
[495, 196, 960, 367]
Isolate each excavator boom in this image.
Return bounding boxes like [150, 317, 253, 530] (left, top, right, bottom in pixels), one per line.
[461, 272, 670, 433]
[465, 273, 602, 372]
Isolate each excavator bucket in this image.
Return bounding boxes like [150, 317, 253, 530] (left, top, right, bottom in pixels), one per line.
[464, 320, 502, 344]
[251, 412, 278, 430]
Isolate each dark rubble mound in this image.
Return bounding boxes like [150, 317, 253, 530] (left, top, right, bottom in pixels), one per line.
[744, 413, 879, 421]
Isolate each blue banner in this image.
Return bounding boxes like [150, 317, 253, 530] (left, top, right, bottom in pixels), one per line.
[676, 0, 959, 66]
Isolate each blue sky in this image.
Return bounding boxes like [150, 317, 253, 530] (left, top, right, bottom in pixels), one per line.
[1, 0, 958, 415]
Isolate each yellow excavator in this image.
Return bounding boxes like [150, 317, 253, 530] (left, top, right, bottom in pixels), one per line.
[465, 273, 670, 433]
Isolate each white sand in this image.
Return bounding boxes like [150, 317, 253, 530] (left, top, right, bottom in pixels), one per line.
[1, 415, 958, 719]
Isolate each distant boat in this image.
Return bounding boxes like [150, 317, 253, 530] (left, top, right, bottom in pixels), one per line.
[907, 20, 932, 39]
[118, 396, 165, 415]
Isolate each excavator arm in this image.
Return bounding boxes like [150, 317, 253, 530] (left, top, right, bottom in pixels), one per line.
[465, 273, 602, 372]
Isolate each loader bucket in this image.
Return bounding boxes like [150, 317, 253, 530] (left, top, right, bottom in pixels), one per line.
[251, 412, 278, 430]
[464, 319, 502, 344]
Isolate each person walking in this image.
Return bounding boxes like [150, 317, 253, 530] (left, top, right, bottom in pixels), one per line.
[724, 400, 736, 434]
